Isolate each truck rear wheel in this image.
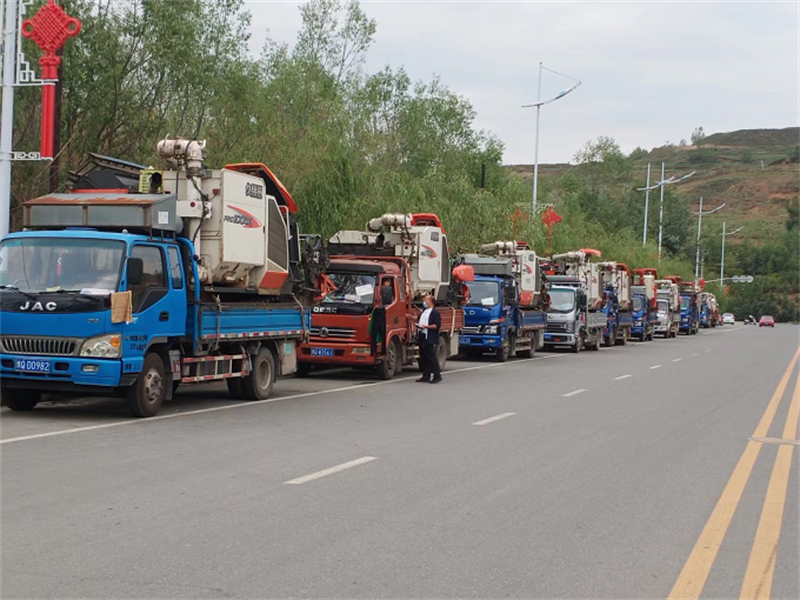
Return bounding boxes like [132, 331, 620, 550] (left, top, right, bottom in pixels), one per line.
[604, 326, 616, 347]
[126, 353, 166, 417]
[618, 328, 628, 346]
[226, 378, 245, 399]
[516, 335, 534, 359]
[3, 389, 41, 411]
[241, 346, 275, 400]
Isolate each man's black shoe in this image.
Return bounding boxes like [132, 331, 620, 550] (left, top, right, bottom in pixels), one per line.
[430, 376, 443, 384]
[416, 377, 430, 383]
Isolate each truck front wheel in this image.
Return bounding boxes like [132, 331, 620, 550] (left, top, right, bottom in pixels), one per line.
[242, 346, 275, 400]
[377, 338, 400, 380]
[3, 389, 41, 411]
[496, 333, 512, 362]
[127, 353, 166, 417]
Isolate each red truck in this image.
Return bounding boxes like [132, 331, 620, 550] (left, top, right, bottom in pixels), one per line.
[298, 213, 472, 380]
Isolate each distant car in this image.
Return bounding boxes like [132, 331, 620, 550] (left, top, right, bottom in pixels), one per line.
[722, 313, 735, 325]
[759, 315, 775, 327]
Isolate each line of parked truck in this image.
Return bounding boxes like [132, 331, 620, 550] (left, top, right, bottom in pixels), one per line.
[0, 138, 722, 417]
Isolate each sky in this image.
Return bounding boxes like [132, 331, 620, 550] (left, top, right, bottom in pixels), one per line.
[243, 1, 799, 164]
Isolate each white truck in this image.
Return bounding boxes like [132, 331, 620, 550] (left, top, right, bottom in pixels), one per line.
[543, 249, 607, 353]
[654, 279, 681, 338]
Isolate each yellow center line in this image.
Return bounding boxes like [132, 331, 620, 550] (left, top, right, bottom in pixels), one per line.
[739, 374, 800, 600]
[667, 347, 799, 600]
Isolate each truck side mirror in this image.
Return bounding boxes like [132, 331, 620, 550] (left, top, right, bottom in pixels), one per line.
[126, 257, 144, 286]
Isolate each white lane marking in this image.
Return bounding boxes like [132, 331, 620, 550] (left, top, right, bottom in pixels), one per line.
[562, 388, 587, 398]
[691, 353, 699, 357]
[472, 412, 516, 426]
[705, 349, 712, 353]
[673, 358, 683, 362]
[1, 354, 568, 445]
[650, 365, 662, 370]
[284, 456, 377, 485]
[614, 374, 632, 380]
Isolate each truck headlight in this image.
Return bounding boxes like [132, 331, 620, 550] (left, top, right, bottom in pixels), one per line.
[80, 334, 122, 358]
[484, 326, 498, 334]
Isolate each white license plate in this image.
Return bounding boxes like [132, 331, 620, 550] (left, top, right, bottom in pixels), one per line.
[14, 358, 51, 373]
[310, 348, 334, 357]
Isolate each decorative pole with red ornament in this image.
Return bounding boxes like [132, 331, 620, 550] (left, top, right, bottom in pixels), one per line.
[0, 0, 80, 237]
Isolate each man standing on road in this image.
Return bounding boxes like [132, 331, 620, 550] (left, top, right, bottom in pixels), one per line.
[416, 294, 442, 384]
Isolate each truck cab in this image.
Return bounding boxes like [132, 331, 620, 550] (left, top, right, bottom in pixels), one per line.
[631, 293, 656, 341]
[301, 259, 411, 379]
[654, 299, 677, 338]
[679, 293, 700, 335]
[544, 283, 605, 352]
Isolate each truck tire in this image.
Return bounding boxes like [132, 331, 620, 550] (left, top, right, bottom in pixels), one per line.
[296, 362, 312, 378]
[618, 328, 628, 346]
[377, 338, 400, 380]
[3, 389, 41, 411]
[226, 378, 246, 399]
[126, 353, 166, 417]
[516, 335, 535, 359]
[572, 334, 584, 353]
[604, 326, 616, 347]
[436, 337, 448, 372]
[496, 333, 512, 362]
[241, 346, 275, 400]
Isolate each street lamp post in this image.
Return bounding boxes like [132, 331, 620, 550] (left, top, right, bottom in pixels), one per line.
[642, 163, 651, 246]
[636, 164, 695, 261]
[720, 221, 744, 290]
[694, 197, 725, 285]
[522, 64, 581, 217]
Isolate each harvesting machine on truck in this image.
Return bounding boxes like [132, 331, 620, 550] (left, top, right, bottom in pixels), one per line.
[698, 291, 718, 328]
[458, 241, 547, 361]
[654, 278, 681, 338]
[598, 262, 633, 347]
[677, 280, 700, 335]
[0, 138, 326, 417]
[298, 213, 473, 379]
[631, 268, 658, 341]
[543, 249, 606, 353]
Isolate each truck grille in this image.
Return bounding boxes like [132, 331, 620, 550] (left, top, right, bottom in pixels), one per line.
[309, 327, 356, 339]
[0, 336, 80, 356]
[461, 326, 482, 335]
[547, 323, 570, 333]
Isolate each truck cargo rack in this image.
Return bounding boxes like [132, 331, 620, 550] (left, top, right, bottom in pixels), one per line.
[181, 354, 250, 383]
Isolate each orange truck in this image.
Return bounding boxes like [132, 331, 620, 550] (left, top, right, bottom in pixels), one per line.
[298, 213, 472, 379]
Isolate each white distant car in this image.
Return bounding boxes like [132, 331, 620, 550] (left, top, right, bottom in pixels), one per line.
[722, 313, 735, 325]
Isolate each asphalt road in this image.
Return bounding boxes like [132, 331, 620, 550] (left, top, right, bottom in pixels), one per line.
[1, 324, 798, 599]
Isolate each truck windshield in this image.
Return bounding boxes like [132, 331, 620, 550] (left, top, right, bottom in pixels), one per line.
[0, 237, 124, 294]
[658, 300, 669, 313]
[633, 297, 645, 312]
[466, 281, 499, 306]
[323, 273, 376, 305]
[549, 289, 576, 313]
[680, 297, 691, 310]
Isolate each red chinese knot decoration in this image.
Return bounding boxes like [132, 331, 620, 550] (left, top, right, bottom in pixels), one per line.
[21, 0, 81, 159]
[541, 206, 562, 231]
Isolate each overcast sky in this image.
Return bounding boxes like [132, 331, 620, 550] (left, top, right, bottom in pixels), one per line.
[244, 1, 799, 164]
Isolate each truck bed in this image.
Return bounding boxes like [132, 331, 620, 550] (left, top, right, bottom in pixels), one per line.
[410, 305, 464, 336]
[520, 308, 547, 330]
[194, 302, 308, 342]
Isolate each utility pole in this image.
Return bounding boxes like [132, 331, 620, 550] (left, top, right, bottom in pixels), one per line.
[531, 62, 542, 217]
[720, 221, 744, 290]
[657, 163, 666, 260]
[0, 0, 19, 237]
[694, 197, 725, 285]
[642, 163, 651, 246]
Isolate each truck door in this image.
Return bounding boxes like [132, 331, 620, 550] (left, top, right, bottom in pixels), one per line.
[124, 244, 186, 370]
[380, 276, 404, 340]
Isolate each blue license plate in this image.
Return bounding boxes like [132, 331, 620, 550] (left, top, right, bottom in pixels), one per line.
[311, 347, 334, 357]
[544, 333, 552, 341]
[14, 358, 51, 373]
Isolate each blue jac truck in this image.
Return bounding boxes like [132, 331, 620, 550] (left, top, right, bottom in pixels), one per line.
[0, 138, 323, 417]
[598, 262, 633, 347]
[543, 249, 606, 353]
[678, 281, 700, 335]
[459, 242, 546, 361]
